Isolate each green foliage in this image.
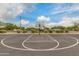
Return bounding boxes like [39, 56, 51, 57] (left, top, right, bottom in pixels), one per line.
[5, 23, 18, 30]
[64, 30, 69, 33]
[26, 27, 38, 33]
[0, 30, 7, 33]
[22, 30, 27, 33]
[16, 29, 23, 33]
[1, 21, 79, 33]
[44, 29, 48, 33]
[55, 30, 64, 33]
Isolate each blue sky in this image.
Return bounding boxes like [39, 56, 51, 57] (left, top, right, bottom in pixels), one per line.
[1, 3, 79, 27]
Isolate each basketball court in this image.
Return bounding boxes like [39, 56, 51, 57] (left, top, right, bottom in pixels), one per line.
[0, 33, 79, 56]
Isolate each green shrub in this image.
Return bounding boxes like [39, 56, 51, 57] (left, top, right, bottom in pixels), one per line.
[49, 30, 53, 33]
[17, 31, 20, 33]
[64, 30, 69, 33]
[44, 29, 48, 33]
[0, 30, 7, 33]
[55, 30, 64, 33]
[17, 30, 22, 33]
[23, 30, 27, 33]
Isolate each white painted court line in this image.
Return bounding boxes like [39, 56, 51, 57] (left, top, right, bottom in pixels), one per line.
[47, 35, 59, 49]
[1, 38, 32, 51]
[22, 34, 59, 51]
[52, 35, 79, 50]
[0, 34, 37, 51]
[1, 34, 79, 51]
[22, 34, 34, 49]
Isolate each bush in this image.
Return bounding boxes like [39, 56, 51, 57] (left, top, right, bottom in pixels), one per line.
[23, 30, 27, 33]
[55, 30, 64, 33]
[0, 30, 7, 33]
[17, 30, 21, 33]
[64, 30, 69, 33]
[44, 29, 48, 33]
[16, 30, 22, 33]
[49, 30, 53, 33]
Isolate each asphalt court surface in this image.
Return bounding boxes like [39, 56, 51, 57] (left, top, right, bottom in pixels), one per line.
[0, 34, 79, 56]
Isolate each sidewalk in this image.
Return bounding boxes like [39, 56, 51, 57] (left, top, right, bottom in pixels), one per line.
[0, 32, 79, 34]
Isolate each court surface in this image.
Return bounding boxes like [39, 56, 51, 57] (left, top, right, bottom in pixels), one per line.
[0, 33, 79, 56]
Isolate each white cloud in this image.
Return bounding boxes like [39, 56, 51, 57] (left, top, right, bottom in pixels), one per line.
[58, 17, 74, 27]
[45, 22, 58, 28]
[36, 16, 50, 28]
[60, 17, 79, 26]
[15, 19, 29, 27]
[45, 16, 79, 27]
[49, 4, 79, 27]
[0, 3, 36, 23]
[51, 4, 79, 15]
[0, 4, 25, 22]
[21, 19, 29, 25]
[52, 8, 68, 15]
[51, 5, 70, 15]
[37, 16, 50, 22]
[37, 16, 75, 27]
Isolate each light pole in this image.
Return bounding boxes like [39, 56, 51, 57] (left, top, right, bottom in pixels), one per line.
[0, 16, 2, 28]
[38, 23, 41, 35]
[20, 16, 21, 30]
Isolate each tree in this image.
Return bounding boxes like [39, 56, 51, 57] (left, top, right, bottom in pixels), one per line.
[71, 20, 79, 31]
[5, 23, 18, 30]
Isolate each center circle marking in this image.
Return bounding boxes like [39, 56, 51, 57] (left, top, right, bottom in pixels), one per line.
[1, 34, 79, 51]
[22, 35, 59, 51]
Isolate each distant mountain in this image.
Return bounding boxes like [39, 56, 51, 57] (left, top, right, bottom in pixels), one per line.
[0, 22, 12, 28]
[0, 22, 4, 25]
